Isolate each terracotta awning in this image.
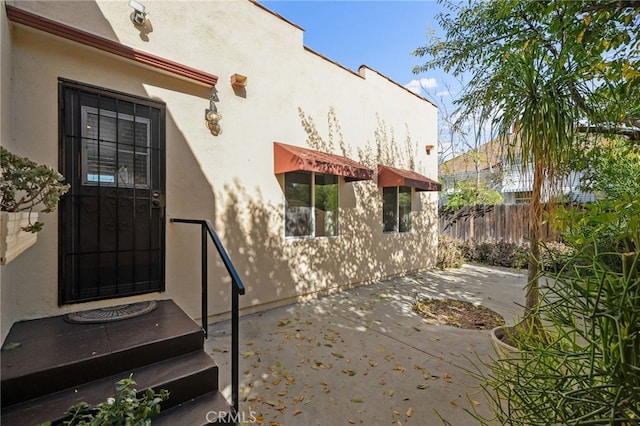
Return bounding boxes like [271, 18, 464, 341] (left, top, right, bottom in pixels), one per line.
[274, 142, 373, 181]
[377, 165, 442, 192]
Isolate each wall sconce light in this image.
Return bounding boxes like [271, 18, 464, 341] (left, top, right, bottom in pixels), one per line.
[205, 91, 222, 136]
[129, 0, 150, 28]
[230, 73, 247, 89]
[425, 144, 434, 155]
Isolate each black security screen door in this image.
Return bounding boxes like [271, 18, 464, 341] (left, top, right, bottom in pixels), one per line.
[59, 80, 165, 304]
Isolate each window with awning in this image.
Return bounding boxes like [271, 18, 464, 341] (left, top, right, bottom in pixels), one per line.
[274, 142, 373, 238]
[378, 165, 441, 234]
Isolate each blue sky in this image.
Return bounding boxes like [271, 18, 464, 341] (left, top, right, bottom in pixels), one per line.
[260, 1, 458, 105]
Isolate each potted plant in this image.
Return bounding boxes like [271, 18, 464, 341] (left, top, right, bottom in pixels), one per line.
[0, 146, 69, 264]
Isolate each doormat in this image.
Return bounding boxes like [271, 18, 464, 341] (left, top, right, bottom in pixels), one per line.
[64, 301, 157, 324]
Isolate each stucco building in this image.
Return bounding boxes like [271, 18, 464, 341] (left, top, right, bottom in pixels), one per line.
[1, 0, 439, 343]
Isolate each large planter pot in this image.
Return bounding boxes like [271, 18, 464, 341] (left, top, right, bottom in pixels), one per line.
[490, 325, 520, 359]
[0, 212, 39, 265]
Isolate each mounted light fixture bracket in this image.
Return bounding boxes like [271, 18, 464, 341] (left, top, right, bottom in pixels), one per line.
[205, 91, 222, 136]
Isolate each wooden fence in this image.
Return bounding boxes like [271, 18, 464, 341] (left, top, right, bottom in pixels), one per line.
[439, 204, 559, 244]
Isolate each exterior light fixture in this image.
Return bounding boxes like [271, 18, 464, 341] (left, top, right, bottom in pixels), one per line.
[129, 0, 150, 28]
[425, 144, 434, 155]
[205, 91, 222, 136]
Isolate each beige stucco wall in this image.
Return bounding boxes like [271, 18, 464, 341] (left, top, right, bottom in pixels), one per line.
[1, 0, 438, 341]
[1, 1, 15, 341]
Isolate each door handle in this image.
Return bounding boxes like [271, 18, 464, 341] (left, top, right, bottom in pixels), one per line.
[151, 191, 163, 208]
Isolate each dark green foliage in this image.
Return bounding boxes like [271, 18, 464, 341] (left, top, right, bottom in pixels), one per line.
[39, 375, 169, 426]
[444, 181, 504, 211]
[468, 196, 640, 425]
[439, 237, 573, 271]
[1, 146, 70, 232]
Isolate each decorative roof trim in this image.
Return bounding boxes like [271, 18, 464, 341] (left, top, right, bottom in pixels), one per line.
[6, 4, 218, 88]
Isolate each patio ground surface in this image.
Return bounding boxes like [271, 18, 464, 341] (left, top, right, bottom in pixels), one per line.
[205, 263, 527, 426]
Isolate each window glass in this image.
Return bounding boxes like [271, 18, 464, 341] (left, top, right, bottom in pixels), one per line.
[383, 186, 412, 233]
[82, 106, 150, 188]
[285, 172, 312, 237]
[399, 186, 412, 232]
[284, 172, 339, 238]
[382, 186, 397, 233]
[315, 174, 338, 237]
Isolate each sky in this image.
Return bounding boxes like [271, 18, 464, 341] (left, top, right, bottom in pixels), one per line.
[260, 0, 459, 109]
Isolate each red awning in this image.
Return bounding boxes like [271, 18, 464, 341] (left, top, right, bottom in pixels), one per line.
[377, 165, 441, 192]
[274, 142, 373, 181]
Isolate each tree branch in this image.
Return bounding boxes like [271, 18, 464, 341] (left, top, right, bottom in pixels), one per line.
[577, 125, 640, 140]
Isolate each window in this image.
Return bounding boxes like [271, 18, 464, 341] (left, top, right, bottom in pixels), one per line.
[82, 106, 151, 188]
[285, 172, 338, 237]
[514, 191, 533, 204]
[383, 186, 412, 233]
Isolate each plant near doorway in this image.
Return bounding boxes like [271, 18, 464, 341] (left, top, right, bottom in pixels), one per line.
[0, 146, 69, 264]
[38, 375, 169, 426]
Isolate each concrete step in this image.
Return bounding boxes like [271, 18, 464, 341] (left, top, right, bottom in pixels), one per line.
[1, 349, 219, 426]
[1, 300, 204, 406]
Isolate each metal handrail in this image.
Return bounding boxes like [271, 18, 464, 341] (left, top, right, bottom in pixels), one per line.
[170, 218, 245, 415]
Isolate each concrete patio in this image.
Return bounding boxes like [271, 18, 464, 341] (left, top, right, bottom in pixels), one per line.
[205, 264, 527, 425]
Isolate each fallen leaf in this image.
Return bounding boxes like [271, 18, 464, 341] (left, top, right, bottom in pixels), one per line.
[342, 369, 357, 376]
[294, 409, 302, 416]
[393, 364, 405, 372]
[389, 389, 395, 397]
[348, 420, 356, 424]
[332, 352, 344, 358]
[246, 341, 254, 346]
[369, 359, 378, 367]
[406, 407, 413, 417]
[278, 319, 291, 326]
[266, 400, 280, 406]
[450, 400, 458, 407]
[241, 351, 256, 358]
[471, 400, 481, 407]
[393, 410, 400, 416]
[277, 391, 288, 396]
[351, 398, 363, 403]
[444, 373, 452, 382]
[417, 383, 429, 389]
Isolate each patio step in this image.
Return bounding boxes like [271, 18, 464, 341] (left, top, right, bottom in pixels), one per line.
[1, 299, 233, 425]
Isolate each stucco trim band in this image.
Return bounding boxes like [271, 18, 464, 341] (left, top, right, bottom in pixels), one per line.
[5, 4, 218, 88]
[274, 142, 374, 182]
[377, 164, 441, 192]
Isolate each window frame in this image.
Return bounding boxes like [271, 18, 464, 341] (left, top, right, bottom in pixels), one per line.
[284, 171, 340, 239]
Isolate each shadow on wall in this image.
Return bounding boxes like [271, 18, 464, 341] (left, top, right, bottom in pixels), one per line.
[206, 108, 438, 316]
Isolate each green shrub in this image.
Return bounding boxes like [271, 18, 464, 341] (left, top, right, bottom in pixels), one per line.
[468, 195, 640, 425]
[40, 375, 169, 426]
[540, 241, 574, 272]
